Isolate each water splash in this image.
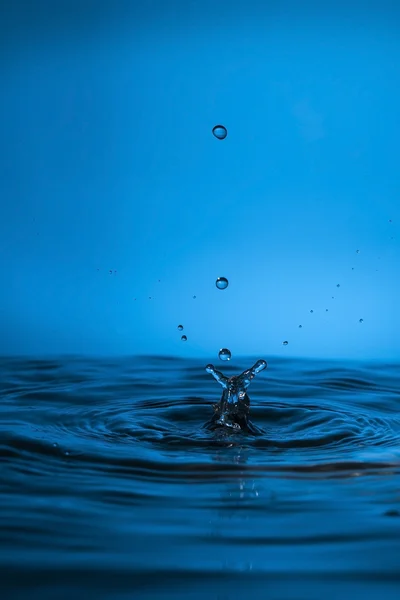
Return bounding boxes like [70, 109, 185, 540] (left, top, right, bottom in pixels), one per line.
[205, 359, 267, 432]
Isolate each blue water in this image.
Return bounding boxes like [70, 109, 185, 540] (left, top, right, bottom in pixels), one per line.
[1, 355, 400, 599]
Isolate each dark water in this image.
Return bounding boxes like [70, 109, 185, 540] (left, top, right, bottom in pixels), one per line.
[1, 355, 400, 599]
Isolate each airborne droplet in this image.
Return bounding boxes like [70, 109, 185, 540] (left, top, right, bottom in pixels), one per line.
[216, 277, 229, 290]
[212, 124, 227, 140]
[359, 318, 364, 323]
[218, 348, 231, 361]
[310, 310, 314, 313]
[282, 341, 289, 346]
[299, 325, 303, 328]
[181, 335, 187, 341]
[177, 325, 183, 331]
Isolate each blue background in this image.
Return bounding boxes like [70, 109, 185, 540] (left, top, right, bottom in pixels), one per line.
[1, 0, 399, 361]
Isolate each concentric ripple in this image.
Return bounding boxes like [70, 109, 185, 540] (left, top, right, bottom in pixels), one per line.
[2, 355, 400, 597]
[1, 356, 400, 477]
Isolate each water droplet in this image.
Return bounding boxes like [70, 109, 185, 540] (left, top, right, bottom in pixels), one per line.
[212, 124, 227, 140]
[359, 318, 364, 323]
[336, 284, 340, 288]
[109, 270, 112, 274]
[332, 296, 334, 299]
[299, 325, 303, 328]
[218, 348, 231, 361]
[356, 249, 360, 254]
[216, 277, 229, 290]
[253, 359, 267, 372]
[177, 324, 183, 331]
[181, 335, 187, 341]
[282, 340, 288, 346]
[193, 295, 197, 299]
[53, 443, 58, 447]
[65, 451, 70, 456]
[326, 309, 329, 312]
[351, 267, 354, 270]
[389, 219, 392, 223]
[310, 309, 314, 313]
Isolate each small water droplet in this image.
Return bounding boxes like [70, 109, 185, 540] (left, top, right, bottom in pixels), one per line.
[218, 348, 231, 361]
[356, 249, 360, 254]
[332, 296, 334, 299]
[216, 277, 229, 290]
[336, 284, 340, 288]
[192, 295, 196, 299]
[282, 340, 288, 346]
[53, 443, 58, 447]
[351, 267, 354, 270]
[299, 325, 302, 328]
[326, 309, 329, 312]
[177, 324, 184, 331]
[181, 335, 187, 341]
[109, 270, 112, 274]
[253, 359, 267, 372]
[212, 124, 227, 140]
[389, 219, 392, 223]
[310, 309, 314, 313]
[65, 451, 70, 456]
[359, 318, 364, 323]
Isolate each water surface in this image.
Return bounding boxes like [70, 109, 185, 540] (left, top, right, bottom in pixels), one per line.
[1, 355, 400, 599]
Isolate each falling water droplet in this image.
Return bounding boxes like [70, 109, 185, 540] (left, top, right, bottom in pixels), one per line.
[192, 295, 197, 299]
[299, 325, 303, 328]
[177, 325, 183, 331]
[332, 296, 334, 299]
[352, 267, 354, 270]
[216, 277, 229, 290]
[326, 309, 329, 312]
[218, 348, 231, 361]
[356, 249, 360, 254]
[282, 341, 288, 346]
[212, 125, 227, 140]
[181, 335, 187, 342]
[310, 309, 314, 313]
[336, 284, 340, 288]
[359, 318, 364, 323]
